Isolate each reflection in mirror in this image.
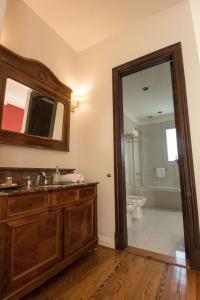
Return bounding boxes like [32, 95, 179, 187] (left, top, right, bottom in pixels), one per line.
[1, 79, 64, 140]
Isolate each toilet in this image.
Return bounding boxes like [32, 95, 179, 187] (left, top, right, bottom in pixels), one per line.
[126, 195, 147, 227]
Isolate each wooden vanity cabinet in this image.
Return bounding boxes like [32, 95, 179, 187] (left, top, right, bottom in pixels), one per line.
[0, 184, 98, 300]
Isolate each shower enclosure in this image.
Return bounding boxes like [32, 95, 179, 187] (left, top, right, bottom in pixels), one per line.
[124, 115, 181, 210]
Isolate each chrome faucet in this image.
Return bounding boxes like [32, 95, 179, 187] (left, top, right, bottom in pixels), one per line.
[35, 171, 51, 186]
[36, 171, 52, 186]
[35, 173, 41, 186]
[23, 176, 32, 188]
[41, 171, 48, 185]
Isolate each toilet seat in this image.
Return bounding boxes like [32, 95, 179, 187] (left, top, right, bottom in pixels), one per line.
[126, 194, 147, 224]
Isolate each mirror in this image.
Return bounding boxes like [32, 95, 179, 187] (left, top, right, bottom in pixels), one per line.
[0, 44, 72, 151]
[2, 79, 64, 141]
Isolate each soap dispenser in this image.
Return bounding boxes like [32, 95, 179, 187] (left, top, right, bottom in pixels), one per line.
[53, 165, 60, 184]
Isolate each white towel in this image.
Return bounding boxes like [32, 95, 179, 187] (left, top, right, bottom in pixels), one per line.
[60, 173, 85, 183]
[156, 168, 165, 178]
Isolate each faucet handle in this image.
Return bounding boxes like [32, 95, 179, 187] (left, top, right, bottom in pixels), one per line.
[23, 176, 32, 188]
[23, 176, 31, 181]
[44, 175, 52, 185]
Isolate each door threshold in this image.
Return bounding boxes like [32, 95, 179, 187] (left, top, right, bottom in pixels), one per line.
[126, 246, 189, 268]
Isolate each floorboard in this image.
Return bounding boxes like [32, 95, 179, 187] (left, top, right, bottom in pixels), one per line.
[23, 246, 200, 300]
[127, 246, 187, 268]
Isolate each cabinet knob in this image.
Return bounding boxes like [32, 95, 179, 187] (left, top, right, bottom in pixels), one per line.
[106, 173, 111, 178]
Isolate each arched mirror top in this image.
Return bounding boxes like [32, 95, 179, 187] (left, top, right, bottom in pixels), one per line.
[0, 44, 72, 151]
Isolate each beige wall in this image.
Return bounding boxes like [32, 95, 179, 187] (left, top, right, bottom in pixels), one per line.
[0, 0, 6, 37]
[0, 0, 78, 168]
[77, 1, 200, 247]
[189, 0, 200, 63]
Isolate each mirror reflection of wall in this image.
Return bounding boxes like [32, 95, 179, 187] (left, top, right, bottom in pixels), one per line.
[25, 91, 57, 138]
[2, 79, 29, 133]
[1, 78, 64, 141]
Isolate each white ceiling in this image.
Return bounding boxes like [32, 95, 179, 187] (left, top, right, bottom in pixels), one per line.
[23, 0, 183, 52]
[122, 61, 174, 124]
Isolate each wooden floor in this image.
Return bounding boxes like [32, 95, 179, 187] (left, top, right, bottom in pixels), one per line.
[24, 247, 200, 300]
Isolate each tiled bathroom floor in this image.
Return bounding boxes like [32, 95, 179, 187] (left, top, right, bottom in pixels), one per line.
[127, 207, 185, 258]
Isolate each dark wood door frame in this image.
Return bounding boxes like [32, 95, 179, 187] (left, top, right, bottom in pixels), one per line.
[112, 43, 200, 270]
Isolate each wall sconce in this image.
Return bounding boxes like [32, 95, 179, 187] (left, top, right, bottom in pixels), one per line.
[71, 95, 81, 112]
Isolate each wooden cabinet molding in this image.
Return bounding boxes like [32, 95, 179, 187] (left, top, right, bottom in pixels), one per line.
[64, 199, 95, 256]
[6, 210, 63, 291]
[7, 191, 49, 217]
[50, 188, 79, 206]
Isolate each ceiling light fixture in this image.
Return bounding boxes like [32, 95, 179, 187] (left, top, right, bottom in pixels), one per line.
[143, 86, 149, 91]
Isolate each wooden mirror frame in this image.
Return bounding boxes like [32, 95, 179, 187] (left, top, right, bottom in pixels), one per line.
[0, 44, 72, 151]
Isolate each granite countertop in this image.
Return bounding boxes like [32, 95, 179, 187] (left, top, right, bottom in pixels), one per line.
[0, 182, 98, 196]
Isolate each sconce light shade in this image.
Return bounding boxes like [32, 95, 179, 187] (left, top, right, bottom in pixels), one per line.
[71, 95, 81, 112]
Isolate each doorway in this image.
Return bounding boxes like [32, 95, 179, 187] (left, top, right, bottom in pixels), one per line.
[123, 61, 184, 260]
[112, 43, 200, 270]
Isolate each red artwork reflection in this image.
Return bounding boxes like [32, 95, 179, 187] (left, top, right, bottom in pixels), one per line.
[2, 104, 24, 132]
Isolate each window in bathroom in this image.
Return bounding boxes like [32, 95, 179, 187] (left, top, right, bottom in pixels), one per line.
[165, 128, 178, 162]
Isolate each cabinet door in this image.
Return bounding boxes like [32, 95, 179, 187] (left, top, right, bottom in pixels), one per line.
[5, 209, 62, 290]
[64, 199, 95, 256]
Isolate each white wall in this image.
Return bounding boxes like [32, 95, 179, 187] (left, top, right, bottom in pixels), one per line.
[0, 0, 78, 168]
[77, 0, 200, 247]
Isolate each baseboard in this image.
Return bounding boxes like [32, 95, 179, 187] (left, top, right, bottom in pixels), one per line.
[98, 235, 115, 249]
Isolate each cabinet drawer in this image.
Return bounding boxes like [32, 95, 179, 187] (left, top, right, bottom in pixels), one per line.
[7, 192, 48, 217]
[50, 189, 79, 206]
[79, 186, 96, 200]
